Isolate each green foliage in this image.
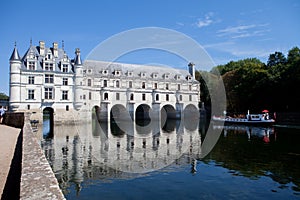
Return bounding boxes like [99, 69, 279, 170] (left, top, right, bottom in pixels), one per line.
[206, 47, 300, 113]
[0, 92, 9, 100]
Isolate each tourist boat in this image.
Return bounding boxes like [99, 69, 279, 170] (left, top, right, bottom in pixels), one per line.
[212, 110, 275, 125]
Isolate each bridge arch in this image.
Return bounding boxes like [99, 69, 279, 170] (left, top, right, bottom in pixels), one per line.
[135, 104, 151, 120]
[161, 104, 177, 119]
[110, 104, 128, 121]
[43, 107, 54, 139]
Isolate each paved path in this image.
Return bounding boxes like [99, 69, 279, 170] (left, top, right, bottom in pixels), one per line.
[0, 124, 21, 198]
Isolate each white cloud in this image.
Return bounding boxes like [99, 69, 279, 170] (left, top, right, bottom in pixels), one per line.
[196, 12, 215, 28]
[217, 24, 270, 39]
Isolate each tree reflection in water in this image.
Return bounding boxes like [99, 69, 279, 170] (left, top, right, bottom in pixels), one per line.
[40, 120, 300, 199]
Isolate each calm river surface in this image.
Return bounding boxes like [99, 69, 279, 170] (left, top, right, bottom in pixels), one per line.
[41, 119, 300, 200]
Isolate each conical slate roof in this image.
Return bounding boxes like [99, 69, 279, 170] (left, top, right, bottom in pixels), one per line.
[9, 46, 21, 61]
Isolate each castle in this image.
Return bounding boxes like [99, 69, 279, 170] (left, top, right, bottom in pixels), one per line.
[9, 41, 200, 123]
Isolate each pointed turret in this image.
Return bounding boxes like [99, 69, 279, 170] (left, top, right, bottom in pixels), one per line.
[9, 43, 22, 111]
[74, 48, 83, 110]
[9, 43, 21, 61]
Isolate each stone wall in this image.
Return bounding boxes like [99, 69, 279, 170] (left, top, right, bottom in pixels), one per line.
[3, 112, 24, 129]
[4, 113, 65, 200]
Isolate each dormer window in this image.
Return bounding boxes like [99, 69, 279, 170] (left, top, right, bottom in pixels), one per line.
[103, 70, 108, 75]
[141, 72, 146, 78]
[62, 64, 68, 72]
[127, 71, 133, 77]
[114, 70, 121, 76]
[175, 74, 181, 80]
[44, 62, 54, 71]
[164, 73, 169, 79]
[28, 61, 35, 70]
[186, 75, 192, 81]
[152, 73, 158, 78]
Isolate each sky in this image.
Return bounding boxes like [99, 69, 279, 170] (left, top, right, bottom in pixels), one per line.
[0, 0, 299, 94]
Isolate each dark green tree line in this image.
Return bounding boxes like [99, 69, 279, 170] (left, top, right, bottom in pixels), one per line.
[197, 46, 300, 114]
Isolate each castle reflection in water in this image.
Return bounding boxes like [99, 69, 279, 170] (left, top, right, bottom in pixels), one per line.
[40, 116, 204, 194]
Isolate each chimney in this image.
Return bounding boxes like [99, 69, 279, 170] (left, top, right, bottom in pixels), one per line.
[188, 62, 195, 79]
[39, 41, 45, 56]
[53, 42, 58, 57]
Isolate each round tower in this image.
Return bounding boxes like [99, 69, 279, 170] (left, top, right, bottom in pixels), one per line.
[74, 48, 83, 110]
[9, 43, 21, 111]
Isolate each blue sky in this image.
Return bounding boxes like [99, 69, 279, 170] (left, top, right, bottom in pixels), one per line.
[0, 0, 299, 94]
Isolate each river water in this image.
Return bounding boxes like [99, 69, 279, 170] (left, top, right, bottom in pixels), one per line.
[41, 119, 300, 200]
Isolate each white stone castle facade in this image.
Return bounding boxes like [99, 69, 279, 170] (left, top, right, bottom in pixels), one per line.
[9, 41, 200, 123]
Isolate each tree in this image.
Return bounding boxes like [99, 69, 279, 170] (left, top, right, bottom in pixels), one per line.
[0, 92, 9, 100]
[267, 51, 287, 67]
[287, 47, 300, 64]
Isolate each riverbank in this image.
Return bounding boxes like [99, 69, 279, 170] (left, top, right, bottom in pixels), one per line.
[0, 113, 65, 200]
[0, 124, 21, 198]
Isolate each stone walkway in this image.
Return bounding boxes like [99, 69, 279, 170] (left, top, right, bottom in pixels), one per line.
[0, 124, 21, 198]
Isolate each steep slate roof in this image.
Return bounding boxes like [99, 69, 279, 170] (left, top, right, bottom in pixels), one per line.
[84, 60, 196, 82]
[20, 45, 74, 73]
[9, 46, 21, 61]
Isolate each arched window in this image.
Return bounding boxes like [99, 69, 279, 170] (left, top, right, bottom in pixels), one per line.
[166, 94, 169, 101]
[104, 93, 108, 100]
[116, 80, 120, 88]
[130, 93, 134, 101]
[156, 94, 159, 101]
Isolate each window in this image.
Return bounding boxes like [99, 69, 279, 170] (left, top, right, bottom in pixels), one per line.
[45, 62, 54, 71]
[142, 82, 145, 89]
[178, 84, 180, 90]
[45, 74, 54, 83]
[104, 93, 108, 100]
[166, 83, 169, 90]
[66, 105, 69, 111]
[142, 93, 146, 101]
[63, 78, 68, 86]
[103, 80, 107, 87]
[116, 93, 120, 100]
[28, 61, 35, 70]
[89, 92, 92, 100]
[28, 76, 34, 84]
[44, 88, 53, 99]
[27, 105, 30, 110]
[179, 95, 182, 101]
[189, 85, 192, 91]
[189, 95, 192, 101]
[130, 93, 134, 101]
[62, 91, 68, 100]
[154, 83, 158, 89]
[156, 94, 159, 101]
[129, 81, 132, 88]
[83, 94, 86, 100]
[116, 80, 120, 88]
[62, 64, 68, 72]
[166, 94, 169, 101]
[28, 90, 34, 100]
[88, 79, 92, 86]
